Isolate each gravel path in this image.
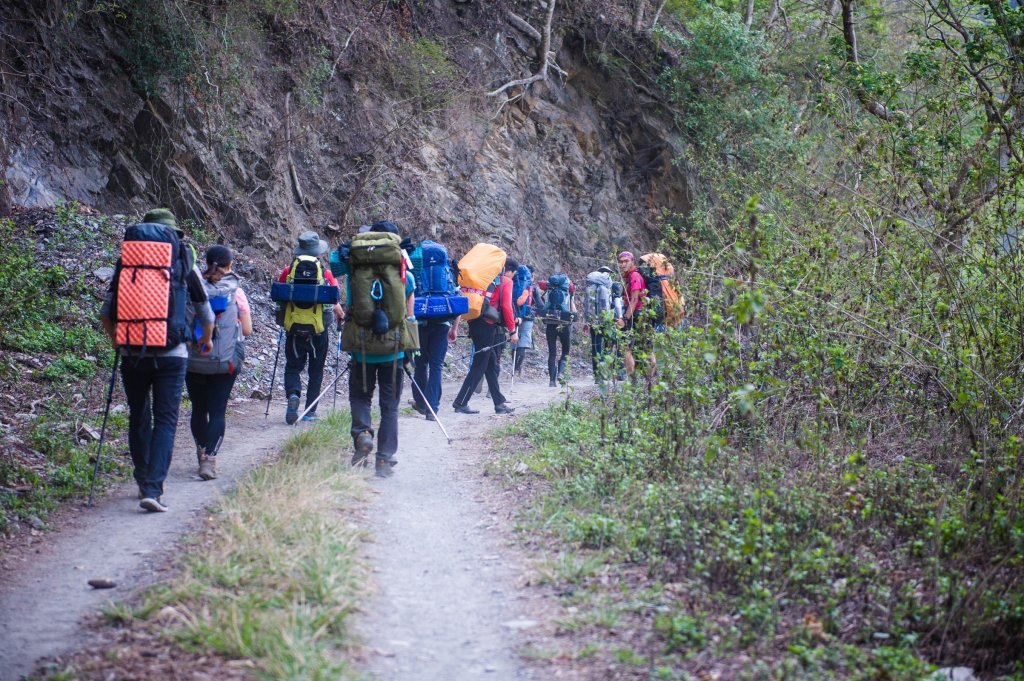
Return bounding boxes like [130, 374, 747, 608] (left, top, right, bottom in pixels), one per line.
[354, 376, 568, 681]
[0, 399, 296, 681]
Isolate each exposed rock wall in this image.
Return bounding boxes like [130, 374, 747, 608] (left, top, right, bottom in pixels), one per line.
[1, 0, 695, 272]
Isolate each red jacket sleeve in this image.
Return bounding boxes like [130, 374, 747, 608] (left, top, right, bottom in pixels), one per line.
[500, 276, 515, 332]
[278, 267, 289, 283]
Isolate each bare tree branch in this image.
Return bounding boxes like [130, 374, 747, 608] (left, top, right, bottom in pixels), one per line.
[650, 0, 670, 32]
[839, 0, 942, 209]
[506, 11, 542, 42]
[488, 0, 558, 98]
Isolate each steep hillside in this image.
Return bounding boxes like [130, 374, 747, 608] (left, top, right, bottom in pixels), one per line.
[0, 0, 692, 266]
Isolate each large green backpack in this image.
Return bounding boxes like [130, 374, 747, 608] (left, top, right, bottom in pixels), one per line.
[341, 231, 417, 355]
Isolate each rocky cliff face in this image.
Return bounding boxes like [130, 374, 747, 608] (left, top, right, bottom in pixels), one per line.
[1, 0, 694, 271]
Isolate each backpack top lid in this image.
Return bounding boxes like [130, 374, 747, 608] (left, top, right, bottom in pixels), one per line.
[457, 243, 506, 292]
[639, 253, 674, 277]
[548, 272, 570, 290]
[586, 271, 613, 288]
[290, 255, 324, 283]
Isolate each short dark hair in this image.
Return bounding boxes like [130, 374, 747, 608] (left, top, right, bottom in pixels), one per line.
[504, 257, 519, 273]
[206, 244, 232, 268]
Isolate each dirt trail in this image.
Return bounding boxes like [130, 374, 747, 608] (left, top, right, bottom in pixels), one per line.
[0, 399, 296, 681]
[354, 376, 571, 681]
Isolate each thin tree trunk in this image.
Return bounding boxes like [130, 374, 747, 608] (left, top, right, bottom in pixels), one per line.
[744, 0, 755, 29]
[650, 0, 669, 31]
[633, 0, 647, 32]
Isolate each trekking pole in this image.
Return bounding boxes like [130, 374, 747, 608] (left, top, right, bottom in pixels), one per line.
[296, 362, 350, 423]
[509, 320, 520, 390]
[403, 365, 452, 444]
[333, 318, 342, 411]
[471, 339, 509, 356]
[87, 352, 120, 507]
[265, 328, 284, 418]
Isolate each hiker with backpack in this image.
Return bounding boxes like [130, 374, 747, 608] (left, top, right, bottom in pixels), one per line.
[185, 245, 253, 481]
[451, 257, 519, 415]
[510, 263, 535, 377]
[616, 250, 654, 377]
[342, 221, 418, 478]
[410, 238, 466, 421]
[276, 231, 345, 424]
[540, 271, 577, 387]
[98, 208, 214, 513]
[582, 265, 617, 383]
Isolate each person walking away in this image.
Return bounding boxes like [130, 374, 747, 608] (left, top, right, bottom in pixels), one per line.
[99, 208, 214, 512]
[277, 231, 344, 424]
[616, 251, 652, 377]
[411, 239, 460, 420]
[451, 258, 518, 414]
[185, 245, 252, 480]
[582, 266, 616, 383]
[542, 271, 577, 387]
[510, 263, 535, 377]
[343, 221, 417, 477]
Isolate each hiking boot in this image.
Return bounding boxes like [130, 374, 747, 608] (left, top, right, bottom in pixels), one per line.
[198, 454, 217, 481]
[195, 445, 205, 466]
[454, 404, 479, 414]
[495, 404, 515, 415]
[410, 401, 427, 416]
[139, 497, 168, 513]
[285, 394, 300, 424]
[549, 378, 557, 387]
[351, 430, 373, 467]
[375, 455, 393, 478]
[425, 412, 436, 421]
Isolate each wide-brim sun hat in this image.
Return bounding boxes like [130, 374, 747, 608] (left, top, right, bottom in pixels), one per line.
[294, 231, 328, 257]
[142, 207, 184, 235]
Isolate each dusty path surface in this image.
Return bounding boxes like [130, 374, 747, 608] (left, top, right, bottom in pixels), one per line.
[0, 398, 296, 681]
[354, 375, 572, 681]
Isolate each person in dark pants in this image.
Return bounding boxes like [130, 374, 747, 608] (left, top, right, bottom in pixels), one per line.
[99, 208, 214, 513]
[411, 319, 454, 420]
[541, 274, 577, 387]
[277, 231, 344, 424]
[185, 245, 253, 480]
[451, 258, 518, 415]
[347, 221, 416, 477]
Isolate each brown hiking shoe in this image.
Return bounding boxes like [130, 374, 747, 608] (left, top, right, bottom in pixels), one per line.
[375, 455, 393, 478]
[196, 445, 205, 466]
[351, 430, 373, 467]
[198, 455, 217, 480]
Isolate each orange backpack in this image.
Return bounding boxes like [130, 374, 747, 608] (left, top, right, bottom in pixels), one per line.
[113, 223, 191, 350]
[639, 253, 685, 327]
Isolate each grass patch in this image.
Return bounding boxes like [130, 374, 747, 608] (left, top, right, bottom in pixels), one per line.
[502, 392, 1022, 678]
[108, 411, 366, 679]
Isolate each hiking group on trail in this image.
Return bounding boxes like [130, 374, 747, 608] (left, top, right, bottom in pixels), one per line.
[95, 207, 684, 507]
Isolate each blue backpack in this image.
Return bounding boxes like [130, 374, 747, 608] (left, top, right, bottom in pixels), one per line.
[412, 240, 469, 319]
[512, 264, 533, 319]
[545, 273, 571, 318]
